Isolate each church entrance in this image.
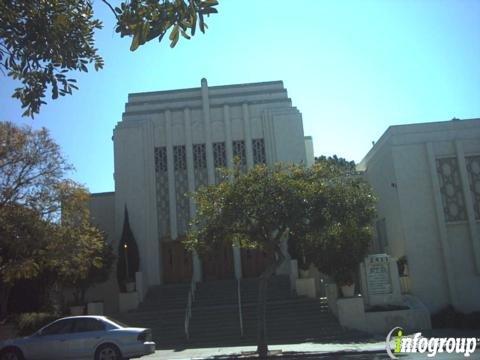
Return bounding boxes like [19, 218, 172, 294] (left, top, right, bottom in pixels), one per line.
[241, 248, 274, 278]
[202, 243, 234, 281]
[162, 240, 193, 284]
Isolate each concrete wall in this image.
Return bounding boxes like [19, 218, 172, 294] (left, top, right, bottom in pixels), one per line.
[113, 79, 310, 290]
[359, 118, 480, 313]
[304, 136, 315, 167]
[87, 192, 119, 313]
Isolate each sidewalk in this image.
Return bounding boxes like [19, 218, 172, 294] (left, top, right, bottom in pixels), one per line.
[147, 340, 388, 359]
[146, 329, 480, 359]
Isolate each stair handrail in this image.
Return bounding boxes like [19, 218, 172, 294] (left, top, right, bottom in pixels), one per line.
[237, 278, 244, 337]
[184, 277, 196, 340]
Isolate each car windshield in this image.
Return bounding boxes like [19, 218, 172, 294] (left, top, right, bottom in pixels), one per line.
[104, 316, 130, 328]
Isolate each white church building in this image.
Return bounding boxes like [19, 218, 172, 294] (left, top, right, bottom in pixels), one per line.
[359, 118, 480, 314]
[87, 78, 479, 319]
[89, 79, 314, 312]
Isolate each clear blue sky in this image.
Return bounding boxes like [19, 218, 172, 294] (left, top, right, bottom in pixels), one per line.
[1, 0, 479, 193]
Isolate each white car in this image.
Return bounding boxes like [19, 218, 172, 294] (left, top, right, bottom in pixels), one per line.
[0, 315, 155, 360]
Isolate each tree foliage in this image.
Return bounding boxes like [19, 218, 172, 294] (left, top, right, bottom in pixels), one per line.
[289, 158, 377, 285]
[186, 164, 308, 357]
[187, 161, 376, 356]
[0, 121, 114, 316]
[0, 0, 219, 117]
[0, 204, 52, 317]
[47, 181, 115, 305]
[314, 154, 356, 174]
[187, 164, 304, 257]
[0, 122, 72, 217]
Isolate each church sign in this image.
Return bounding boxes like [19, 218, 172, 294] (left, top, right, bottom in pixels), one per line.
[360, 253, 402, 305]
[366, 254, 392, 295]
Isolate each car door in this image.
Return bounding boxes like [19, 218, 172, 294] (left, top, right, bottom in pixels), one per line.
[67, 318, 107, 359]
[23, 318, 74, 360]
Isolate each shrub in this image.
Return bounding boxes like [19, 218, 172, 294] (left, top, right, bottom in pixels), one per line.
[16, 313, 58, 336]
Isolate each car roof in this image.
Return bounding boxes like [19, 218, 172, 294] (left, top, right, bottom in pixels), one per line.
[54, 315, 107, 321]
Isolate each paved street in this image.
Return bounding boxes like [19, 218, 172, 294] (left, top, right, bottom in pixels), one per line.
[141, 341, 480, 359]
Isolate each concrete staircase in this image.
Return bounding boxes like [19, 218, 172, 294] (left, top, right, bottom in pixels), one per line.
[189, 275, 357, 347]
[113, 275, 364, 349]
[113, 283, 190, 348]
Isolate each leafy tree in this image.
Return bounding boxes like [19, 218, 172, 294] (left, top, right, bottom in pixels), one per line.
[0, 122, 115, 315]
[186, 164, 306, 357]
[290, 159, 377, 286]
[0, 0, 219, 117]
[117, 206, 140, 292]
[187, 161, 376, 356]
[314, 154, 356, 174]
[47, 181, 115, 307]
[0, 121, 70, 318]
[0, 204, 52, 318]
[0, 122, 72, 217]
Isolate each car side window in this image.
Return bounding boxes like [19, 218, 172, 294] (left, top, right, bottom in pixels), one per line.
[41, 319, 74, 336]
[72, 318, 106, 333]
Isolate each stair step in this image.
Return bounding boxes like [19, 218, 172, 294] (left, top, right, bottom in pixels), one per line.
[110, 275, 357, 349]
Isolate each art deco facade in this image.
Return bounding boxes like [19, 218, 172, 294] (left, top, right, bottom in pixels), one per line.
[90, 79, 313, 310]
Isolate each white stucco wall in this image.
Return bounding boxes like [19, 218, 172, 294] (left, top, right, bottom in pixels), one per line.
[359, 118, 480, 313]
[111, 79, 310, 290]
[88, 192, 119, 313]
[304, 136, 315, 167]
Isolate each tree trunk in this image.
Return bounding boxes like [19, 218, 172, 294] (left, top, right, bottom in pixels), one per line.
[256, 247, 285, 358]
[0, 285, 12, 320]
[256, 273, 269, 357]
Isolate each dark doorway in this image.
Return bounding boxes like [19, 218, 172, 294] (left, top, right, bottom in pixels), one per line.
[241, 248, 273, 278]
[202, 243, 234, 281]
[162, 240, 193, 283]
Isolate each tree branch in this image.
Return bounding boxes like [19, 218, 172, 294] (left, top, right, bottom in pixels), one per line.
[101, 0, 119, 20]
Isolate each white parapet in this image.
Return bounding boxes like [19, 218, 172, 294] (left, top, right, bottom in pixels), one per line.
[295, 278, 316, 298]
[337, 294, 431, 335]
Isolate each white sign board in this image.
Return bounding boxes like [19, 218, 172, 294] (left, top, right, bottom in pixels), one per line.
[366, 255, 392, 295]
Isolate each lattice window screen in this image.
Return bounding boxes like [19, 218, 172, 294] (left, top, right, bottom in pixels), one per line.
[436, 157, 467, 222]
[466, 155, 480, 220]
[252, 138, 266, 165]
[173, 145, 187, 171]
[193, 144, 208, 189]
[154, 147, 168, 172]
[173, 145, 189, 235]
[213, 142, 227, 183]
[154, 147, 170, 237]
[233, 140, 246, 170]
[213, 142, 227, 168]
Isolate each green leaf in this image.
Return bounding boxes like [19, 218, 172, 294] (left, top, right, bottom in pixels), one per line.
[169, 25, 180, 47]
[130, 34, 140, 51]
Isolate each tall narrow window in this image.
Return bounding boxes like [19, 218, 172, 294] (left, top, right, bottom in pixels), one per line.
[233, 140, 246, 167]
[436, 157, 466, 222]
[213, 142, 226, 168]
[154, 147, 170, 237]
[173, 145, 188, 234]
[213, 142, 226, 183]
[252, 138, 266, 164]
[193, 144, 207, 189]
[466, 155, 480, 220]
[173, 145, 186, 171]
